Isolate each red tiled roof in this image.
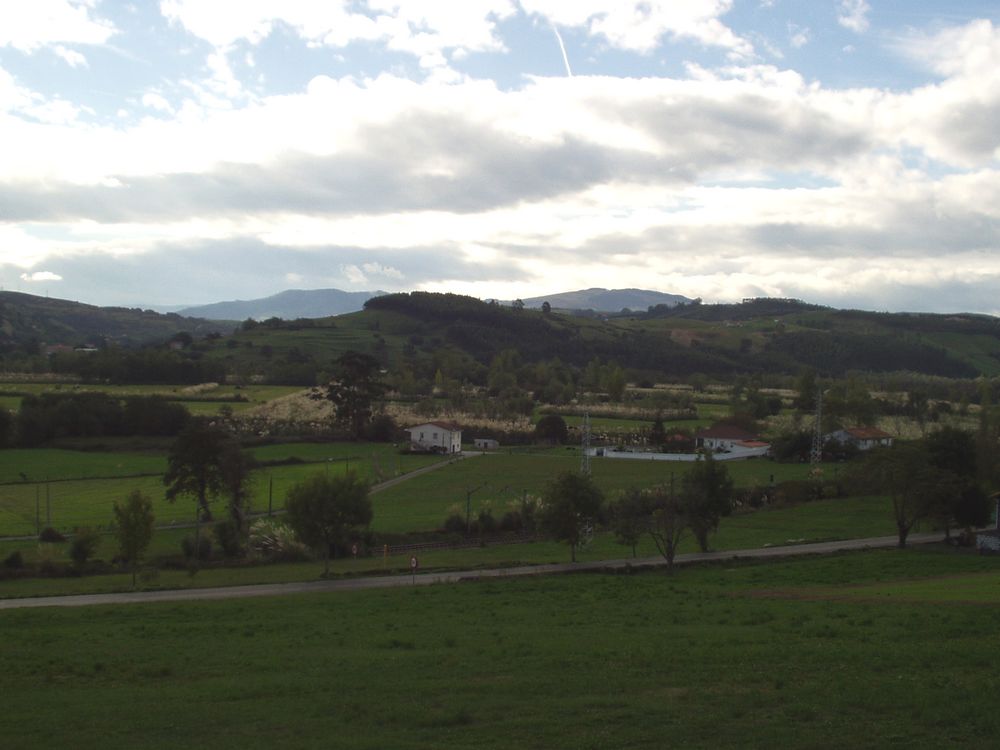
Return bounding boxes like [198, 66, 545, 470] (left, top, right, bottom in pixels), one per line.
[845, 427, 892, 440]
[408, 421, 462, 432]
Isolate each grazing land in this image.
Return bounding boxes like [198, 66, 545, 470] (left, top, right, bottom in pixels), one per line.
[1, 548, 997, 748]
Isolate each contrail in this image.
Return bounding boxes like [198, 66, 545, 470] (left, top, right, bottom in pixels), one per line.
[551, 24, 573, 77]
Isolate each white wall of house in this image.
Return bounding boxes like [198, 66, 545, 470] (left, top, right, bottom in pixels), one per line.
[407, 423, 462, 453]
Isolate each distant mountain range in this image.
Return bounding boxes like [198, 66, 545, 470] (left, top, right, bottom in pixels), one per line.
[517, 288, 692, 312]
[176, 287, 692, 320]
[177, 289, 386, 321]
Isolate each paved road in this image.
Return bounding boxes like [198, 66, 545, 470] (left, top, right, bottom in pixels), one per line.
[0, 532, 943, 610]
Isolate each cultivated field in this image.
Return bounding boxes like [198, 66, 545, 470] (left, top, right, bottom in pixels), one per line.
[1, 548, 997, 748]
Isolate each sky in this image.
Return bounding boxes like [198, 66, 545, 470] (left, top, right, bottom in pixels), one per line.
[1, 1, 999, 314]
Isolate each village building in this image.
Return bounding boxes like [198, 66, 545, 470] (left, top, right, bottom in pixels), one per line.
[473, 438, 499, 451]
[824, 426, 893, 451]
[406, 421, 462, 454]
[694, 424, 771, 458]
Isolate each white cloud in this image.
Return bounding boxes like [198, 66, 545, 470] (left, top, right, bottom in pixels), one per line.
[20, 271, 63, 282]
[837, 0, 870, 34]
[141, 92, 173, 113]
[53, 44, 88, 67]
[0, 0, 115, 52]
[520, 0, 753, 56]
[788, 24, 809, 49]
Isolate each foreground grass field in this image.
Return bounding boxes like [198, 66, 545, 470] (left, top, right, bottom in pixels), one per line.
[1, 548, 997, 749]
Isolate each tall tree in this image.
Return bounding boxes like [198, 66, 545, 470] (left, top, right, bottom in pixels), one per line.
[609, 488, 649, 558]
[316, 351, 387, 440]
[112, 489, 155, 589]
[538, 471, 604, 562]
[681, 454, 734, 552]
[859, 444, 961, 548]
[646, 483, 689, 573]
[163, 418, 231, 522]
[285, 472, 373, 576]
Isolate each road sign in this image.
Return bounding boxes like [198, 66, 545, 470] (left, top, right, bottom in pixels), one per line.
[410, 555, 418, 570]
[351, 543, 358, 557]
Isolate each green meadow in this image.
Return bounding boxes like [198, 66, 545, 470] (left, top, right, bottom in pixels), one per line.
[1, 548, 998, 749]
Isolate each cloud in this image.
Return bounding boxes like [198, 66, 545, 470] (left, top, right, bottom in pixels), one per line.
[20, 271, 63, 282]
[53, 45, 88, 68]
[890, 20, 1000, 164]
[837, 0, 871, 34]
[0, 0, 116, 52]
[521, 0, 753, 56]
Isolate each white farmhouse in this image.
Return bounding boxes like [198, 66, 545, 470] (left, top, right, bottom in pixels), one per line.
[824, 427, 893, 451]
[406, 421, 462, 454]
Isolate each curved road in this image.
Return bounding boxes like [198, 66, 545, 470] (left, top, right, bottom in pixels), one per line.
[0, 532, 943, 610]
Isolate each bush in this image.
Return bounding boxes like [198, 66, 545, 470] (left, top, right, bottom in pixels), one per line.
[69, 527, 101, 566]
[498, 511, 523, 532]
[477, 508, 497, 534]
[38, 526, 67, 543]
[248, 519, 309, 562]
[3, 550, 24, 569]
[213, 520, 243, 558]
[773, 480, 821, 505]
[442, 512, 467, 535]
[181, 534, 212, 561]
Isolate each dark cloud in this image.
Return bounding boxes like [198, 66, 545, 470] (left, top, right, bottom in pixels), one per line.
[0, 239, 529, 307]
[0, 113, 675, 223]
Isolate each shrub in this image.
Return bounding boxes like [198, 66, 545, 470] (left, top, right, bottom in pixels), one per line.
[498, 510, 523, 532]
[3, 550, 24, 569]
[38, 526, 66, 543]
[213, 520, 243, 558]
[442, 512, 467, 535]
[477, 508, 497, 534]
[248, 519, 309, 562]
[181, 534, 212, 561]
[69, 527, 102, 566]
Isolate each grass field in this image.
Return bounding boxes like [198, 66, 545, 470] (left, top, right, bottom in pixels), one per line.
[372, 452, 826, 533]
[0, 491, 899, 600]
[1, 547, 998, 749]
[0, 443, 442, 536]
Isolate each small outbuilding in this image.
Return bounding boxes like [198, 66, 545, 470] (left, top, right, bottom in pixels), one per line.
[474, 438, 499, 451]
[406, 421, 462, 454]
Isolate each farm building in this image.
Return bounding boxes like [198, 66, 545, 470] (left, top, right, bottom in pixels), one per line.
[694, 424, 770, 459]
[474, 438, 499, 451]
[406, 421, 462, 454]
[824, 427, 893, 451]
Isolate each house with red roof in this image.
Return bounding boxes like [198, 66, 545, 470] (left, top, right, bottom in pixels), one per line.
[824, 427, 893, 451]
[406, 421, 462, 454]
[694, 424, 770, 457]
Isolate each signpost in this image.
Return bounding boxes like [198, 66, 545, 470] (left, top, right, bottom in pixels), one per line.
[410, 555, 418, 585]
[351, 543, 358, 559]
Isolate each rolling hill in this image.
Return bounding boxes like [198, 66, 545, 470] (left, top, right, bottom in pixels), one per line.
[177, 288, 385, 321]
[518, 287, 692, 311]
[0, 291, 235, 349]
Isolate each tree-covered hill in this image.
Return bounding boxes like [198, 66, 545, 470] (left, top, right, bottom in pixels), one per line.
[3, 290, 1000, 384]
[0, 291, 235, 351]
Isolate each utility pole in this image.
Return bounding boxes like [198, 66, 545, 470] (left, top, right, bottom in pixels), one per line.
[810, 386, 824, 468]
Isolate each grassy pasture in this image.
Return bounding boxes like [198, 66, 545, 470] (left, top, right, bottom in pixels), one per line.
[372, 453, 828, 533]
[0, 382, 303, 416]
[0, 443, 442, 536]
[0, 491, 899, 599]
[1, 548, 998, 749]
